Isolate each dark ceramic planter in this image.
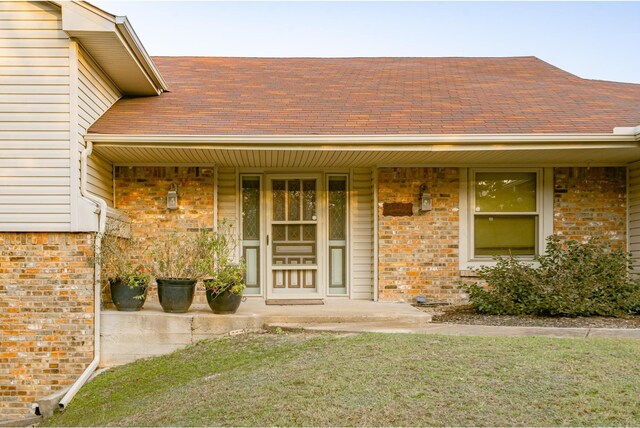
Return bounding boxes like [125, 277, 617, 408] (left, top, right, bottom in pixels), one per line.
[205, 287, 242, 314]
[109, 278, 148, 312]
[156, 278, 197, 313]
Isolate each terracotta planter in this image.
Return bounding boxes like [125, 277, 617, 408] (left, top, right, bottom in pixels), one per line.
[156, 278, 196, 313]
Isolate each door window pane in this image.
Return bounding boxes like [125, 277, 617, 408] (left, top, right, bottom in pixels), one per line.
[273, 180, 285, 221]
[303, 180, 316, 220]
[288, 180, 300, 221]
[474, 215, 536, 256]
[475, 172, 536, 212]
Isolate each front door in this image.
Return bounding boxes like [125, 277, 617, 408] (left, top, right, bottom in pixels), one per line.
[266, 175, 324, 299]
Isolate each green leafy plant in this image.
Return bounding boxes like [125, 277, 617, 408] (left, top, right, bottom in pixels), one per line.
[204, 262, 246, 298]
[462, 236, 640, 317]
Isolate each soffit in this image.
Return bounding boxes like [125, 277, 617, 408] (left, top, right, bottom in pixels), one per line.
[92, 145, 640, 167]
[61, 2, 162, 96]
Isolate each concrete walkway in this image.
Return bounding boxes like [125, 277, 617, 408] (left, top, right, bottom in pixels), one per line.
[267, 320, 640, 339]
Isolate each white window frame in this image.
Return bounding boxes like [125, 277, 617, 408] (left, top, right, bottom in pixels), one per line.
[326, 174, 350, 296]
[239, 174, 264, 296]
[459, 167, 553, 270]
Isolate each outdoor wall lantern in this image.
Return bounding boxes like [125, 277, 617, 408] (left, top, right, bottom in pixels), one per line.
[167, 183, 178, 210]
[419, 184, 432, 212]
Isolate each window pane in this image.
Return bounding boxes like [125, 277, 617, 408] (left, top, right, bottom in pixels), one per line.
[475, 172, 536, 212]
[243, 246, 260, 294]
[328, 177, 347, 240]
[241, 177, 260, 240]
[303, 180, 316, 220]
[474, 215, 536, 256]
[288, 180, 300, 221]
[273, 180, 285, 221]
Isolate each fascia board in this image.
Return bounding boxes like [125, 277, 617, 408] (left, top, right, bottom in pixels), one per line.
[85, 133, 640, 146]
[115, 17, 169, 91]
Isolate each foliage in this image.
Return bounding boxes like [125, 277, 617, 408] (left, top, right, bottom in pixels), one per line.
[197, 220, 246, 296]
[194, 221, 237, 278]
[96, 222, 149, 289]
[148, 228, 202, 279]
[462, 236, 640, 317]
[204, 262, 246, 297]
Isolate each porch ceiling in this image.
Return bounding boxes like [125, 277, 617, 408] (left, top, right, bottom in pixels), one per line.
[91, 144, 640, 167]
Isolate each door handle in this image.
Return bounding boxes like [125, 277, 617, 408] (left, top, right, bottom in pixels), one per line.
[267, 235, 269, 245]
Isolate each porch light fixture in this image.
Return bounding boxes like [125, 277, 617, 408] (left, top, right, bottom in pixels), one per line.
[419, 184, 432, 212]
[167, 183, 178, 210]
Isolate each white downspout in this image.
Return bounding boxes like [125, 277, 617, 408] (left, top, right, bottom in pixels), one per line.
[58, 140, 107, 410]
[372, 166, 379, 302]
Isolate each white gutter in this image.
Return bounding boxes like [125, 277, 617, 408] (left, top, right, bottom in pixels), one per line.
[58, 141, 107, 410]
[372, 166, 379, 302]
[84, 132, 640, 149]
[614, 125, 640, 141]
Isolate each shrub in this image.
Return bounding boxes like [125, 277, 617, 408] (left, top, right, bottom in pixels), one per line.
[462, 236, 640, 317]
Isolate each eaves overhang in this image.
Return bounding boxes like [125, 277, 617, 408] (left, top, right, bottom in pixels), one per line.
[56, 1, 168, 96]
[85, 132, 640, 167]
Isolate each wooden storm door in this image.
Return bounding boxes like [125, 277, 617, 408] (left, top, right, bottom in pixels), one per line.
[266, 175, 323, 299]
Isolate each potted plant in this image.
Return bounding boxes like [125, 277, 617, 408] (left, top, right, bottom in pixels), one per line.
[150, 229, 200, 313]
[196, 223, 246, 314]
[98, 223, 149, 312]
[204, 262, 246, 314]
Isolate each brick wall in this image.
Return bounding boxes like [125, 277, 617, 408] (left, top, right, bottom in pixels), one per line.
[113, 166, 215, 303]
[377, 167, 460, 303]
[554, 167, 627, 247]
[0, 233, 94, 419]
[377, 166, 628, 303]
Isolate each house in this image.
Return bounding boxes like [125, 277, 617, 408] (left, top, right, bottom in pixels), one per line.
[1, 0, 640, 420]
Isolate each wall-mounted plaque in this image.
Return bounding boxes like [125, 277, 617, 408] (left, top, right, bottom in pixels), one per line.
[383, 202, 413, 216]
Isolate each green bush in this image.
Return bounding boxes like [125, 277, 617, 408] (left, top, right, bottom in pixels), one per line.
[463, 236, 640, 317]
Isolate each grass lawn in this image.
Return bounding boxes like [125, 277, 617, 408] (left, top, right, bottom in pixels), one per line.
[44, 332, 640, 427]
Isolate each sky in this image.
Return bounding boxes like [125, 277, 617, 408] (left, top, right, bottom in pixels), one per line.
[92, 1, 640, 84]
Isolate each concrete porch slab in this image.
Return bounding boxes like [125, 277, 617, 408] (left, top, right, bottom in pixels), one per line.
[101, 299, 430, 367]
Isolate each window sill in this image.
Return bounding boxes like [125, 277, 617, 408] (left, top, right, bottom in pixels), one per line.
[460, 259, 539, 272]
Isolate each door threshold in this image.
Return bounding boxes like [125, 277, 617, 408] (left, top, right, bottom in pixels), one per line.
[266, 299, 324, 306]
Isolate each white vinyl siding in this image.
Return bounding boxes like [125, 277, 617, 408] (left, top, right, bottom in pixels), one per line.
[0, 1, 71, 231]
[628, 164, 640, 273]
[350, 168, 374, 300]
[77, 48, 120, 206]
[217, 167, 238, 230]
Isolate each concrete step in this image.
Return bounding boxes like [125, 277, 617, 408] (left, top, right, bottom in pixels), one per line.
[101, 300, 430, 366]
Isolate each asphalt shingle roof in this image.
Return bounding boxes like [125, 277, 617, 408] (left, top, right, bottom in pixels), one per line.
[89, 56, 640, 135]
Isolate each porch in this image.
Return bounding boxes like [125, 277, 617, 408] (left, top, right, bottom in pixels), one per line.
[86, 134, 640, 305]
[101, 300, 431, 367]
